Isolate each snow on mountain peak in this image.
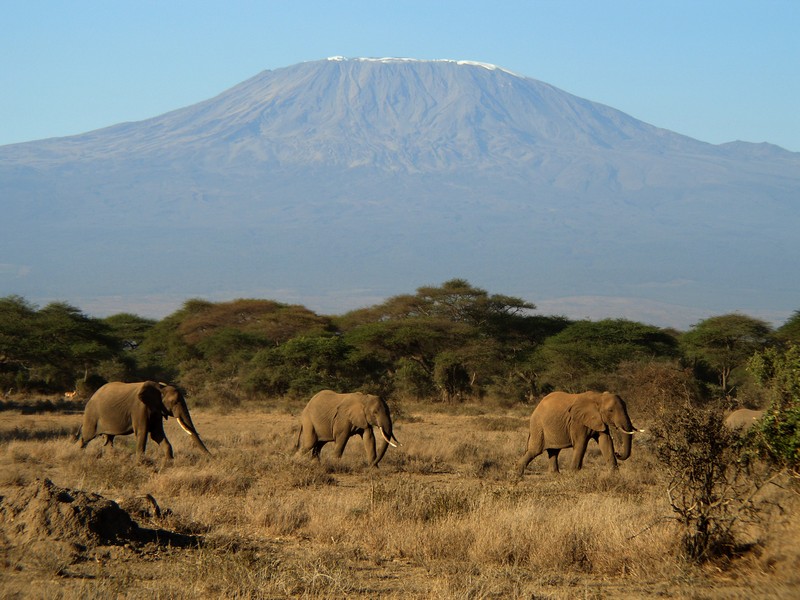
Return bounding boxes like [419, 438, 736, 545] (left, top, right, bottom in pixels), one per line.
[325, 56, 519, 76]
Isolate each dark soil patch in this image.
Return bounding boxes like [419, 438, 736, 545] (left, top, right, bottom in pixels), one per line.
[0, 479, 202, 572]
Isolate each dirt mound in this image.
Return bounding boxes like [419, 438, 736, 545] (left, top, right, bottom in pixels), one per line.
[0, 478, 136, 550]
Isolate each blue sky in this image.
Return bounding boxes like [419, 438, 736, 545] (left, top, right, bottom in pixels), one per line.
[2, 0, 799, 151]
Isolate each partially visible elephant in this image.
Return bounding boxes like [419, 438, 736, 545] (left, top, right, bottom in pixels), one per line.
[517, 391, 641, 475]
[77, 381, 211, 460]
[724, 408, 765, 433]
[296, 390, 400, 467]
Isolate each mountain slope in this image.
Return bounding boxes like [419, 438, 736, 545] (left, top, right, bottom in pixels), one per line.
[1, 58, 798, 327]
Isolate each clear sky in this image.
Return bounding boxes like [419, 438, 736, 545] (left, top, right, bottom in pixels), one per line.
[2, 0, 799, 152]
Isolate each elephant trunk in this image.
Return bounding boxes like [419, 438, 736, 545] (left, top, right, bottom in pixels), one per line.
[371, 413, 400, 466]
[616, 426, 633, 461]
[615, 414, 639, 461]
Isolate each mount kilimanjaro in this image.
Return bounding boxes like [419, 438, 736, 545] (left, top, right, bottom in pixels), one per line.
[1, 57, 798, 327]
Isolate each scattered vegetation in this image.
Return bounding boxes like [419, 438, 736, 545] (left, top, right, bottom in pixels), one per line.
[1, 281, 799, 595]
[0, 404, 798, 598]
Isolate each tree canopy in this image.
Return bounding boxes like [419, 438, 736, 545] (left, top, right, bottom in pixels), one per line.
[1, 287, 796, 411]
[681, 314, 772, 398]
[0, 296, 118, 392]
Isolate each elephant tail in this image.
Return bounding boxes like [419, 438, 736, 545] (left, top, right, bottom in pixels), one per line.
[295, 424, 302, 451]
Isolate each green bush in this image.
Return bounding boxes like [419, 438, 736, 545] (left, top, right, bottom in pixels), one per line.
[748, 344, 800, 473]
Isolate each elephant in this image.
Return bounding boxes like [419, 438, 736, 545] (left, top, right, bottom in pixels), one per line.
[517, 391, 641, 475]
[724, 408, 765, 433]
[76, 381, 211, 460]
[296, 390, 400, 467]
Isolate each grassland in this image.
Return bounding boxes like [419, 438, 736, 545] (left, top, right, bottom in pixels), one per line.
[0, 397, 798, 599]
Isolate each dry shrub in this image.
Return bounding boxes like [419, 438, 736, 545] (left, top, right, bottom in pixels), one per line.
[152, 468, 255, 497]
[452, 440, 483, 463]
[0, 464, 29, 487]
[467, 492, 674, 577]
[473, 414, 528, 432]
[405, 519, 477, 563]
[0, 424, 76, 443]
[750, 483, 800, 582]
[285, 462, 338, 488]
[390, 429, 455, 474]
[286, 547, 363, 597]
[372, 477, 478, 523]
[172, 542, 283, 599]
[653, 407, 766, 564]
[611, 360, 699, 420]
[254, 495, 311, 535]
[64, 448, 151, 492]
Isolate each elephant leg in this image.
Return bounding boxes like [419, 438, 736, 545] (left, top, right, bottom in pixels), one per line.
[571, 436, 589, 470]
[517, 448, 540, 475]
[598, 433, 618, 468]
[148, 425, 174, 461]
[362, 427, 378, 466]
[517, 433, 544, 475]
[373, 437, 390, 466]
[332, 433, 350, 458]
[103, 435, 115, 447]
[135, 427, 149, 457]
[298, 423, 319, 457]
[78, 422, 97, 448]
[311, 441, 325, 460]
[546, 449, 561, 473]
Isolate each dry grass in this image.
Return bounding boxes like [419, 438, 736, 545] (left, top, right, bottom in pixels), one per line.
[0, 402, 798, 599]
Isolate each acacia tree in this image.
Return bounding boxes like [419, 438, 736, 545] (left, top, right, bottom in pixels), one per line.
[344, 317, 473, 399]
[0, 296, 119, 392]
[682, 314, 772, 399]
[775, 310, 800, 345]
[137, 298, 334, 388]
[244, 334, 358, 398]
[531, 319, 679, 392]
[34, 302, 120, 387]
[102, 313, 157, 351]
[338, 280, 540, 401]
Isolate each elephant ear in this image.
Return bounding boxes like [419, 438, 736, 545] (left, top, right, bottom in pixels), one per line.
[340, 395, 370, 430]
[570, 397, 606, 432]
[138, 381, 168, 417]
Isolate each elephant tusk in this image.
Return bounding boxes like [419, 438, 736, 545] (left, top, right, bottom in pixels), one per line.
[620, 428, 645, 435]
[379, 426, 398, 448]
[177, 418, 194, 436]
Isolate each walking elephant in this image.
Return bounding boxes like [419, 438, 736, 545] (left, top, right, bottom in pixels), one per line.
[76, 381, 211, 460]
[296, 390, 400, 467]
[724, 408, 765, 433]
[517, 391, 641, 475]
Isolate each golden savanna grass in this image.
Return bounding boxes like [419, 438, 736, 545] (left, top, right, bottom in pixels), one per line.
[0, 398, 798, 599]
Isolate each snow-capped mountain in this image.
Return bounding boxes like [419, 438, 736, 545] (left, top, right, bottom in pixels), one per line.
[1, 58, 798, 327]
